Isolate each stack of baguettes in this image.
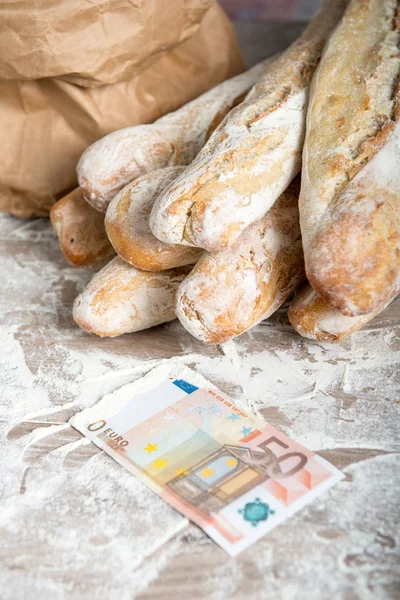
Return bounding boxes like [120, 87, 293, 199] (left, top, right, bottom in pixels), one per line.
[51, 0, 400, 344]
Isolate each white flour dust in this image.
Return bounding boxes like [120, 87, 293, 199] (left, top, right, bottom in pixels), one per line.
[1, 213, 399, 599]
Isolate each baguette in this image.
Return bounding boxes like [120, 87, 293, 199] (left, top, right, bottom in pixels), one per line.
[174, 178, 304, 344]
[105, 167, 203, 271]
[50, 188, 115, 266]
[150, 0, 347, 252]
[288, 282, 400, 342]
[299, 0, 400, 316]
[77, 60, 270, 212]
[73, 257, 191, 337]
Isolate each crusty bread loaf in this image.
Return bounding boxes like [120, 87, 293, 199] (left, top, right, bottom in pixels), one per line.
[50, 188, 115, 266]
[73, 257, 191, 337]
[150, 0, 347, 252]
[77, 60, 269, 212]
[299, 0, 400, 316]
[174, 178, 304, 344]
[105, 167, 203, 271]
[288, 282, 400, 342]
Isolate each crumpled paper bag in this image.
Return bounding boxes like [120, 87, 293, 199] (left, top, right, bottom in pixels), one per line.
[0, 0, 213, 87]
[0, 3, 244, 218]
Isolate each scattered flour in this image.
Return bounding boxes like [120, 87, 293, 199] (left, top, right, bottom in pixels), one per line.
[1, 214, 399, 599]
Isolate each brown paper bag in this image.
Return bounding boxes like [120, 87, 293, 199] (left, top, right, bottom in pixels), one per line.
[0, 3, 244, 218]
[0, 0, 214, 87]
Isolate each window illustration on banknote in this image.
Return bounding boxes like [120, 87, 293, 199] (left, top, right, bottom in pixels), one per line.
[72, 367, 343, 555]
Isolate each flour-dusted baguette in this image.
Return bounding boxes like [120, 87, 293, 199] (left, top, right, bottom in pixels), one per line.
[300, 0, 400, 316]
[77, 60, 270, 213]
[174, 179, 304, 344]
[150, 0, 347, 252]
[50, 188, 115, 266]
[288, 282, 400, 342]
[105, 167, 203, 271]
[73, 257, 191, 337]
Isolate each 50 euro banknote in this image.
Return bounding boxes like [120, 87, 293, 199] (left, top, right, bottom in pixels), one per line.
[70, 364, 344, 555]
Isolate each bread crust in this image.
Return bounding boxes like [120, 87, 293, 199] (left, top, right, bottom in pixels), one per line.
[50, 188, 115, 266]
[73, 257, 191, 337]
[150, 0, 348, 252]
[174, 178, 304, 344]
[288, 281, 400, 341]
[105, 168, 203, 271]
[300, 0, 400, 315]
[76, 61, 268, 212]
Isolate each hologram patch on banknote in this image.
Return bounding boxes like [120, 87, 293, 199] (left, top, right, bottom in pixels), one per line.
[71, 364, 343, 555]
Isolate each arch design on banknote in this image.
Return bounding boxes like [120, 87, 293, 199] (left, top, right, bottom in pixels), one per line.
[167, 439, 307, 516]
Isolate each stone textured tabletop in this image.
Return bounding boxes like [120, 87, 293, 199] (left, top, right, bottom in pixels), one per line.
[1, 21, 399, 600]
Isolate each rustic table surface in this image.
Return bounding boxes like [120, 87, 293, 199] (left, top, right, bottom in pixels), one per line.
[1, 21, 399, 600]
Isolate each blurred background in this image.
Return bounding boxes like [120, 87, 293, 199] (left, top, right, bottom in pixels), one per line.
[220, 0, 323, 20]
[222, 0, 324, 67]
